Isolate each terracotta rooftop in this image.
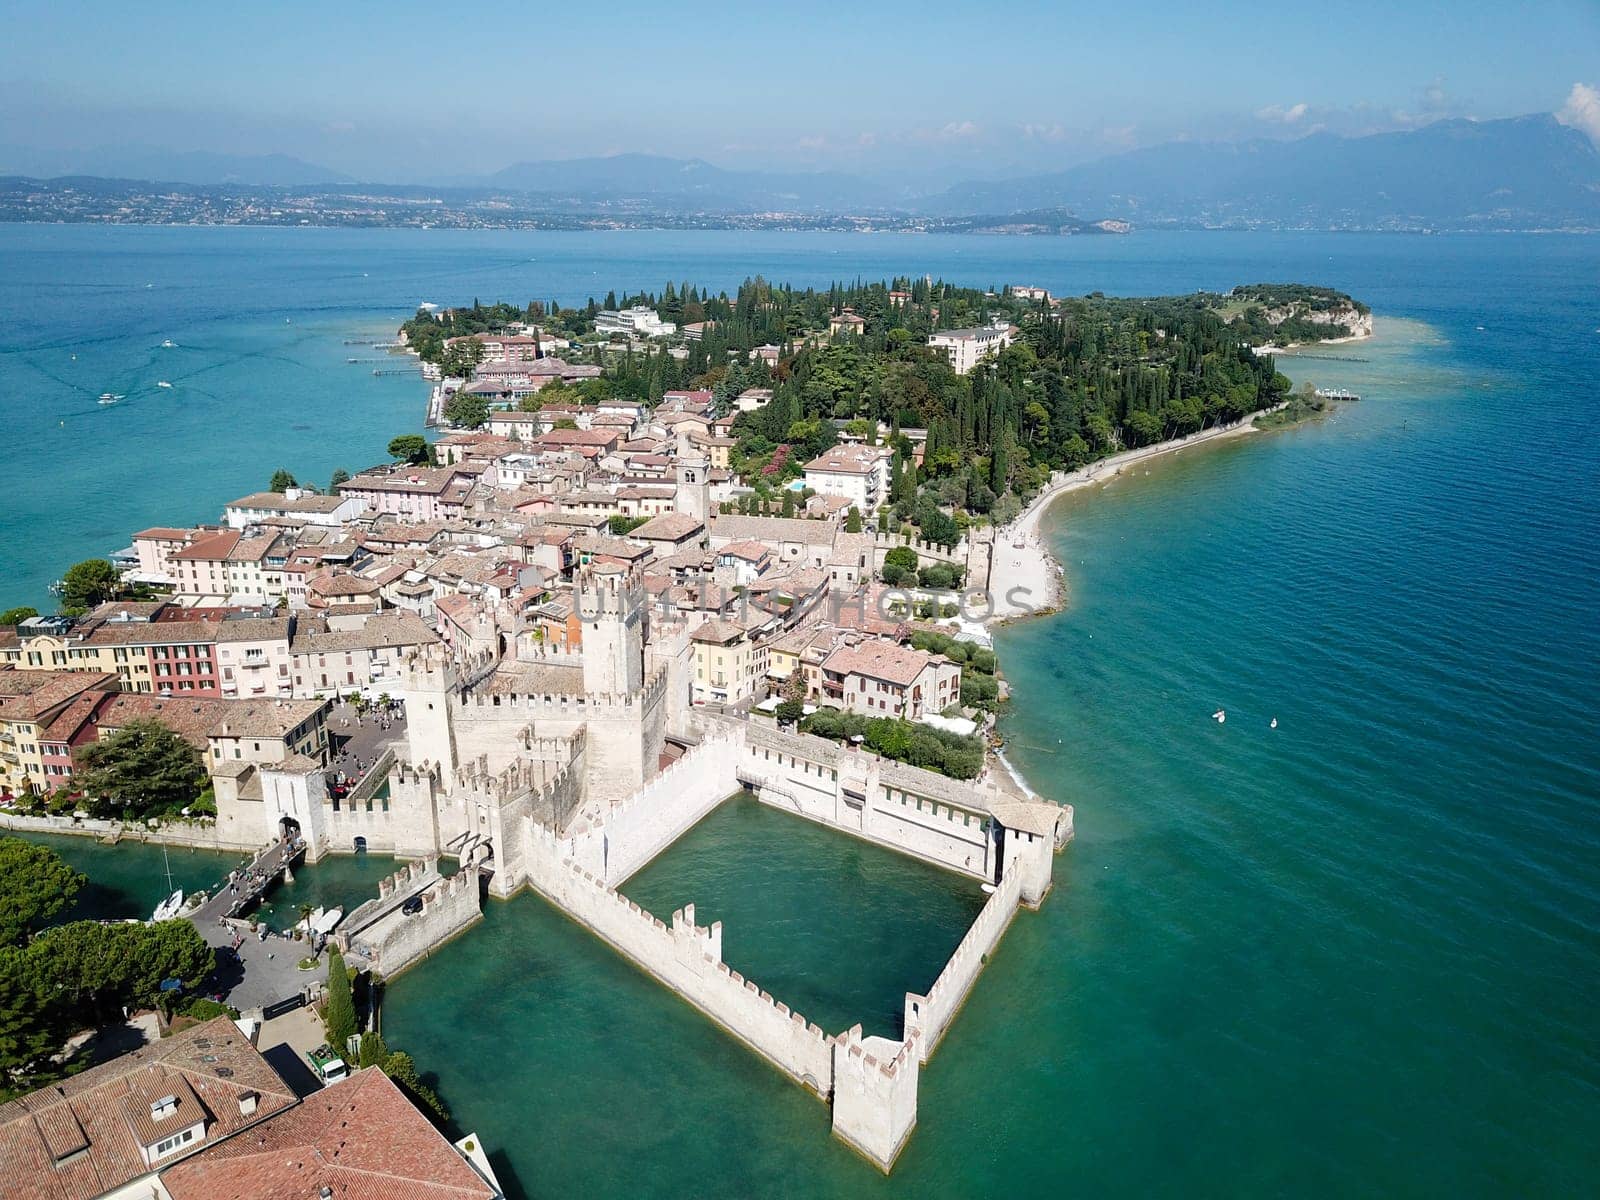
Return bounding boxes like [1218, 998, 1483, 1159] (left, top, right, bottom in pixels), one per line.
[158, 1067, 496, 1200]
[629, 513, 705, 543]
[0, 1017, 297, 1200]
[821, 639, 947, 688]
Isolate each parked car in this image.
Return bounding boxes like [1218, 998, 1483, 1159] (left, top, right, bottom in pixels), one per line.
[400, 894, 424, 916]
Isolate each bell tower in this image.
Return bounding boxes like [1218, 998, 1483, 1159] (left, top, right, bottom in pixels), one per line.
[675, 449, 710, 524]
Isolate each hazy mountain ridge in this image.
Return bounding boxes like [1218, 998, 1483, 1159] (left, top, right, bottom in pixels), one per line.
[0, 144, 351, 187]
[926, 115, 1600, 228]
[2, 113, 1596, 229]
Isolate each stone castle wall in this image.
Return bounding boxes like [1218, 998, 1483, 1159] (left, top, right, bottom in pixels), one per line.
[902, 867, 1022, 1062]
[339, 858, 483, 979]
[565, 731, 743, 885]
[519, 821, 917, 1168]
[740, 725, 997, 880]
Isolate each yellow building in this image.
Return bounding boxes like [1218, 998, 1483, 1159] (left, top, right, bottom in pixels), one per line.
[690, 618, 769, 707]
[0, 671, 118, 795]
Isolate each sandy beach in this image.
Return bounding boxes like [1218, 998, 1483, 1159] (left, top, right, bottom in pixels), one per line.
[986, 405, 1287, 623]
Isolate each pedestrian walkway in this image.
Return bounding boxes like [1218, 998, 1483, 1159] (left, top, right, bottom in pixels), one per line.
[188, 836, 306, 927]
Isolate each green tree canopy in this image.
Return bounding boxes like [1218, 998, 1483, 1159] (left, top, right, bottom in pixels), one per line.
[73, 718, 208, 820]
[0, 918, 215, 1097]
[323, 946, 357, 1053]
[0, 837, 85, 946]
[0, 606, 38, 626]
[59, 559, 118, 610]
[268, 468, 297, 493]
[387, 434, 430, 465]
[442, 391, 490, 430]
[329, 467, 351, 490]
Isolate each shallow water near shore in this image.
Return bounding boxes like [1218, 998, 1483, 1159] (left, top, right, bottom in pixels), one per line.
[6, 831, 399, 930]
[5, 229, 1598, 1196]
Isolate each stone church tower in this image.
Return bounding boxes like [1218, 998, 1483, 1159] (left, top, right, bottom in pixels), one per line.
[675, 450, 710, 524]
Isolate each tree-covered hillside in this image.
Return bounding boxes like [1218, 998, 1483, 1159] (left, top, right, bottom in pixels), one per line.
[401, 276, 1364, 535]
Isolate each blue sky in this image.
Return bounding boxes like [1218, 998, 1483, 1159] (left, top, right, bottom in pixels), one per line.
[2, 0, 1597, 180]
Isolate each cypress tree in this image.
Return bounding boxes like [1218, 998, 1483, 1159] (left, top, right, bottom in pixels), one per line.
[323, 947, 357, 1054]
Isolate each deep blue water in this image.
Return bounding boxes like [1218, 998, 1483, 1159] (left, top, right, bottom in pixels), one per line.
[4, 227, 1598, 1196]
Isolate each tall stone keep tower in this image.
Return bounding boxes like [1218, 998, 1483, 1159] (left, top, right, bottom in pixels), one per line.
[577, 562, 645, 695]
[400, 650, 460, 775]
[675, 450, 710, 524]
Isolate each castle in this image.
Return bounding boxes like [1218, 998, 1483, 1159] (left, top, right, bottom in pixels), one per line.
[221, 557, 1070, 1171]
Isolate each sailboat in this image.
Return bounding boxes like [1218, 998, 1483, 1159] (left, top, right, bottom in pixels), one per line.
[150, 847, 184, 922]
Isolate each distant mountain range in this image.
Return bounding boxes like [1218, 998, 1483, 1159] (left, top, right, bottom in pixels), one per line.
[481, 153, 901, 211]
[0, 144, 350, 187]
[924, 115, 1600, 229]
[3, 113, 1597, 230]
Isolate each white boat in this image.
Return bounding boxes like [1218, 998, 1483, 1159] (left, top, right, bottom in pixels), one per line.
[149, 847, 182, 922]
[97, 393, 121, 405]
[312, 906, 344, 936]
[1270, 717, 1278, 729]
[1212, 709, 1227, 724]
[151, 889, 184, 922]
[156, 381, 173, 389]
[160, 339, 176, 348]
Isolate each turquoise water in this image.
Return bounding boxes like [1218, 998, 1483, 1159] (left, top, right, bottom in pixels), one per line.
[7, 830, 396, 931]
[248, 850, 399, 932]
[621, 796, 986, 1036]
[6, 229, 1599, 1196]
[8, 831, 241, 923]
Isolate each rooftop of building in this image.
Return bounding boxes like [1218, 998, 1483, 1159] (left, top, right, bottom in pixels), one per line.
[158, 1067, 497, 1200]
[226, 491, 350, 514]
[629, 513, 705, 543]
[804, 444, 890, 474]
[0, 1017, 298, 1200]
[821, 638, 950, 687]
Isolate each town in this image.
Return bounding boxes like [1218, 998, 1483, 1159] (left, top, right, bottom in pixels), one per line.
[0, 275, 1357, 1196]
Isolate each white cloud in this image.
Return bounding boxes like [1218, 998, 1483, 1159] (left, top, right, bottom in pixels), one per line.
[1556, 82, 1600, 143]
[1020, 122, 1067, 142]
[796, 134, 827, 150]
[938, 120, 979, 140]
[1255, 102, 1309, 124]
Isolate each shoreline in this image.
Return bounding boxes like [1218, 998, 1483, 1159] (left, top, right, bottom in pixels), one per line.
[985, 324, 1375, 627]
[985, 403, 1285, 624]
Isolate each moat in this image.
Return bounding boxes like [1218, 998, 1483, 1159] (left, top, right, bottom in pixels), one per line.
[382, 798, 990, 1198]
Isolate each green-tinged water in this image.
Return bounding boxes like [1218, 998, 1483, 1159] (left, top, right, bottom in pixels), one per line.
[249, 851, 400, 932]
[622, 796, 985, 1036]
[381, 799, 987, 1197]
[8, 831, 396, 931]
[8, 832, 242, 924]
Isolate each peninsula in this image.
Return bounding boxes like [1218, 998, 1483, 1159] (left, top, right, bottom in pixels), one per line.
[0, 273, 1367, 1188]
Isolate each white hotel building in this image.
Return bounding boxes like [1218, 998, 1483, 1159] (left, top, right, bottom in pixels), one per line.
[927, 323, 1016, 375]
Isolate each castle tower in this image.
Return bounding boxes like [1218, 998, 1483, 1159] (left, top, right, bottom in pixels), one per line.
[577, 562, 645, 696]
[675, 450, 710, 524]
[400, 650, 461, 775]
